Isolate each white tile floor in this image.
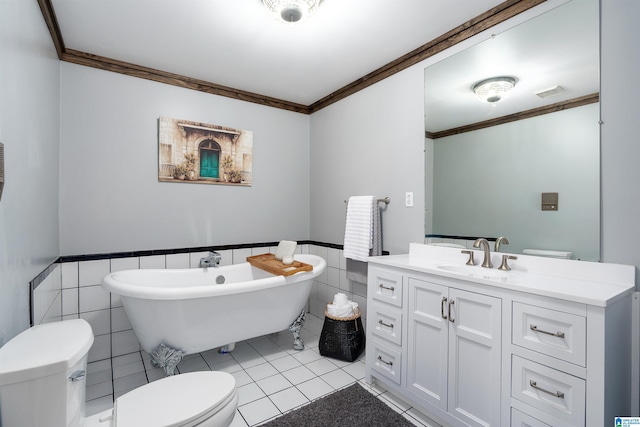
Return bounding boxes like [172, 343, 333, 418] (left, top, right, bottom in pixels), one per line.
[84, 314, 439, 427]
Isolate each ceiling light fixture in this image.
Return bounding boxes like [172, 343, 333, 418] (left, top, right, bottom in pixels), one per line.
[472, 76, 517, 104]
[262, 0, 320, 23]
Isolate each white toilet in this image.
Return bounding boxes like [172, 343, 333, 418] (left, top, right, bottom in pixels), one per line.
[0, 319, 238, 427]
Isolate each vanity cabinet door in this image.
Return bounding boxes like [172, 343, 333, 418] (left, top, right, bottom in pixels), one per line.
[406, 278, 501, 427]
[406, 278, 449, 411]
[447, 288, 501, 427]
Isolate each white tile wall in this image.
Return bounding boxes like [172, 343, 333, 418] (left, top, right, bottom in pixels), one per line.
[232, 248, 252, 263]
[33, 243, 368, 371]
[80, 309, 111, 336]
[79, 260, 110, 287]
[110, 257, 139, 272]
[166, 253, 190, 269]
[33, 265, 62, 325]
[139, 255, 165, 269]
[61, 262, 79, 288]
[111, 306, 132, 332]
[62, 288, 79, 316]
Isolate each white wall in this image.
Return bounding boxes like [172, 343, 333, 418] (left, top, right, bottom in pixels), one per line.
[0, 0, 61, 345]
[309, 66, 427, 255]
[601, 0, 640, 287]
[307, 1, 567, 256]
[309, 0, 640, 274]
[431, 104, 600, 261]
[2, 0, 639, 347]
[59, 63, 311, 255]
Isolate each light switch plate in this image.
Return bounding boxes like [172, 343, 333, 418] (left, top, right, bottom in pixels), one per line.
[405, 192, 414, 207]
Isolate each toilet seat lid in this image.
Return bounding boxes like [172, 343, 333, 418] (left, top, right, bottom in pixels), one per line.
[114, 371, 236, 427]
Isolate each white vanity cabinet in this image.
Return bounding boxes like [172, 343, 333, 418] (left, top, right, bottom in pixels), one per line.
[406, 276, 501, 427]
[365, 244, 636, 427]
[367, 267, 501, 427]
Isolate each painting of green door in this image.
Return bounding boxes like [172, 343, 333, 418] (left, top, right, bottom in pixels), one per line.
[200, 149, 219, 178]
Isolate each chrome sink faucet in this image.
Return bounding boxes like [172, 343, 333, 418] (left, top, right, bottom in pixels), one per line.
[200, 251, 222, 268]
[473, 238, 493, 268]
[494, 236, 510, 252]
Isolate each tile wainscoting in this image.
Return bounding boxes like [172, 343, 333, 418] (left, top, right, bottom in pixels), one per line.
[28, 244, 444, 427]
[31, 243, 368, 364]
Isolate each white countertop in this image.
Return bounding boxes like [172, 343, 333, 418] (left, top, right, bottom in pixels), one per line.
[367, 243, 636, 307]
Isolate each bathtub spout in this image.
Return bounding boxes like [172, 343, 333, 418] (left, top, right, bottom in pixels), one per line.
[289, 309, 307, 351]
[200, 251, 222, 268]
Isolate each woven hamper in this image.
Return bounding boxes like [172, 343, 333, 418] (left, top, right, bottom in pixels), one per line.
[319, 306, 365, 362]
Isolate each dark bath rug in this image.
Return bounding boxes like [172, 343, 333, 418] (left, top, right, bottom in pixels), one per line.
[260, 382, 415, 427]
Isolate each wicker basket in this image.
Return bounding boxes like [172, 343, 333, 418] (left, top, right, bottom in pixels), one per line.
[318, 305, 365, 362]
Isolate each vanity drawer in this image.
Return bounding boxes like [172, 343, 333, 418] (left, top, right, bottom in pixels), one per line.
[369, 268, 403, 308]
[370, 304, 403, 346]
[369, 341, 402, 385]
[511, 356, 585, 426]
[512, 302, 586, 366]
[511, 408, 551, 427]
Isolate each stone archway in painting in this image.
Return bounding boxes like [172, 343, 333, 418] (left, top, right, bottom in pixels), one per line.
[199, 139, 221, 179]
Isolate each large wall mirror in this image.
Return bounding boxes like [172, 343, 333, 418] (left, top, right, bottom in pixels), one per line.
[424, 0, 600, 261]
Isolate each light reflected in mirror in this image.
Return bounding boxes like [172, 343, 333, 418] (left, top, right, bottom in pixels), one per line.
[424, 0, 600, 261]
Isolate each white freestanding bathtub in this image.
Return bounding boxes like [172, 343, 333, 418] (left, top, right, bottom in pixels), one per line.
[102, 254, 326, 375]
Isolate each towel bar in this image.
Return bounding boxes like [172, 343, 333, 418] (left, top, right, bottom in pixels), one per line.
[344, 197, 390, 205]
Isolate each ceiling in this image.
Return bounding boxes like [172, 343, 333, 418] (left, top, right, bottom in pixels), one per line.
[47, 0, 514, 109]
[424, 0, 599, 134]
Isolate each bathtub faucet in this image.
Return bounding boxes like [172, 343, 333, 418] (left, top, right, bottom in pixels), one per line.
[200, 251, 222, 268]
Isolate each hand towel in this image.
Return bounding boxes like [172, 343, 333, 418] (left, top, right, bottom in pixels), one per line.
[343, 196, 376, 262]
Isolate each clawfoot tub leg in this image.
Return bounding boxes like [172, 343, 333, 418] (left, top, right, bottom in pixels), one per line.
[289, 309, 306, 351]
[218, 343, 236, 353]
[151, 343, 186, 376]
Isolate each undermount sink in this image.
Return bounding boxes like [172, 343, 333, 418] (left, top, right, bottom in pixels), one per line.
[437, 264, 513, 280]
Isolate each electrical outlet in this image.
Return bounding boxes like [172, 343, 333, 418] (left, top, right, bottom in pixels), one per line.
[405, 192, 414, 207]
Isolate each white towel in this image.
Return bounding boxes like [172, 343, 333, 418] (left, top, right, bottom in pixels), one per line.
[343, 196, 380, 262]
[327, 293, 359, 318]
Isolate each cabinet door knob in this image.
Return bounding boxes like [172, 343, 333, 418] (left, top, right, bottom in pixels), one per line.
[448, 299, 455, 323]
[441, 296, 448, 320]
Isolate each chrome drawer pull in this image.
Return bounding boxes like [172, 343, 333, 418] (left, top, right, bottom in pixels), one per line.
[378, 319, 394, 329]
[529, 380, 565, 399]
[379, 284, 395, 292]
[448, 299, 455, 323]
[378, 355, 393, 366]
[530, 324, 565, 338]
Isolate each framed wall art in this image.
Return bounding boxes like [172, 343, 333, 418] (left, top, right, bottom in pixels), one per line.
[158, 117, 253, 186]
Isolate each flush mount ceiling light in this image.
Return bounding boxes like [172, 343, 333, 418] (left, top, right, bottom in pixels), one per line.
[472, 76, 517, 103]
[262, 0, 321, 23]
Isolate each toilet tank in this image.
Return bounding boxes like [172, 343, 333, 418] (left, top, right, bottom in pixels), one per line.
[522, 249, 572, 259]
[0, 319, 94, 427]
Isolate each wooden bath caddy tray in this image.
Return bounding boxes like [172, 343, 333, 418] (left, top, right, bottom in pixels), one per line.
[247, 253, 313, 276]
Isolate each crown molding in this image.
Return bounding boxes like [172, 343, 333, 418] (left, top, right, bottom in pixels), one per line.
[425, 93, 599, 139]
[38, 0, 545, 115]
